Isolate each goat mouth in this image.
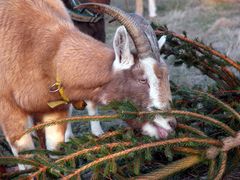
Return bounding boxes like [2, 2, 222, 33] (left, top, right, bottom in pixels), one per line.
[141, 122, 172, 139]
[141, 115, 176, 139]
[152, 122, 170, 139]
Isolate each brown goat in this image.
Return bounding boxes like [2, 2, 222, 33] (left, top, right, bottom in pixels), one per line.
[31, 0, 111, 149]
[0, 0, 175, 170]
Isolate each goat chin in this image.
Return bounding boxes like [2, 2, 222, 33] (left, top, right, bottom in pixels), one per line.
[142, 115, 176, 139]
[125, 115, 176, 139]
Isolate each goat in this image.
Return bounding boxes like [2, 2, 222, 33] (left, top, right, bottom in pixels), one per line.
[0, 0, 175, 170]
[30, 0, 112, 148]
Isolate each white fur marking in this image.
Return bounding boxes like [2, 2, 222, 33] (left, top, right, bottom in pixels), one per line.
[113, 55, 134, 71]
[86, 101, 104, 136]
[90, 121, 104, 136]
[6, 135, 35, 170]
[142, 123, 158, 139]
[45, 125, 64, 151]
[141, 57, 165, 109]
[65, 122, 73, 142]
[27, 116, 39, 137]
[113, 26, 134, 71]
[43, 114, 64, 151]
[14, 134, 35, 151]
[65, 105, 74, 142]
[153, 115, 172, 131]
[148, 0, 157, 17]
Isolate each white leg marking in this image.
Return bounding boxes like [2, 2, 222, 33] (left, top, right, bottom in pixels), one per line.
[148, 0, 157, 17]
[86, 101, 104, 136]
[42, 114, 65, 151]
[90, 121, 104, 136]
[65, 105, 74, 142]
[27, 116, 37, 137]
[65, 122, 73, 142]
[45, 125, 64, 151]
[14, 134, 35, 152]
[6, 134, 35, 156]
[6, 134, 35, 170]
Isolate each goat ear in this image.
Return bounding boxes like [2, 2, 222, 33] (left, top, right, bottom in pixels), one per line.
[158, 35, 166, 50]
[113, 26, 134, 71]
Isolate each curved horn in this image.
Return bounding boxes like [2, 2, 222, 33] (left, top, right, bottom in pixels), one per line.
[68, 10, 91, 22]
[75, 3, 153, 59]
[130, 13, 161, 61]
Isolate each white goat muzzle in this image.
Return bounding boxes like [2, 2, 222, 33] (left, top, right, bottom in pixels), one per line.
[142, 115, 176, 139]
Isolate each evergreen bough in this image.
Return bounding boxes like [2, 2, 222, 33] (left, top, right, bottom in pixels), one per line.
[0, 25, 239, 180]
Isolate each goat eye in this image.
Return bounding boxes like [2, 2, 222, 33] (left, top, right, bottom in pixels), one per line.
[138, 79, 147, 84]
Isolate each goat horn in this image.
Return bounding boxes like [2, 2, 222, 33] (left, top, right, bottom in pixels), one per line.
[130, 13, 161, 61]
[74, 3, 153, 59]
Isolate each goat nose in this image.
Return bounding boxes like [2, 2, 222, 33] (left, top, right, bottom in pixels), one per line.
[169, 121, 177, 129]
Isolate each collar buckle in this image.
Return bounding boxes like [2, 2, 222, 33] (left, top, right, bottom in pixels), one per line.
[49, 82, 61, 93]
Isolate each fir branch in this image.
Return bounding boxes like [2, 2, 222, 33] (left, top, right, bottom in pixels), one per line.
[34, 155, 68, 176]
[62, 138, 222, 179]
[20, 149, 64, 156]
[177, 123, 207, 137]
[199, 61, 236, 88]
[155, 29, 240, 72]
[24, 167, 47, 180]
[15, 109, 236, 144]
[214, 152, 227, 180]
[0, 168, 37, 179]
[194, 90, 240, 122]
[219, 90, 240, 94]
[222, 67, 240, 86]
[123, 110, 236, 136]
[172, 147, 204, 155]
[98, 128, 131, 141]
[24, 142, 131, 179]
[79, 129, 129, 149]
[14, 114, 120, 142]
[56, 142, 131, 164]
[134, 155, 202, 180]
[0, 156, 40, 167]
[208, 159, 216, 179]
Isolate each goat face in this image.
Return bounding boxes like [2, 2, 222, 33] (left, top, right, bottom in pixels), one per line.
[99, 26, 176, 139]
